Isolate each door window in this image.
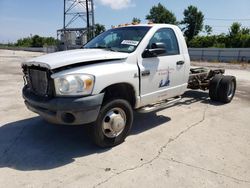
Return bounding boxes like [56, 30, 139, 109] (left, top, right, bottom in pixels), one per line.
[148, 28, 180, 55]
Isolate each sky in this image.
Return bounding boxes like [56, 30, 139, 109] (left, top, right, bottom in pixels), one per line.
[0, 0, 250, 43]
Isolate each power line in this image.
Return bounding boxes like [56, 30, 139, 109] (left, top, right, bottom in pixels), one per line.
[209, 25, 250, 28]
[205, 18, 250, 21]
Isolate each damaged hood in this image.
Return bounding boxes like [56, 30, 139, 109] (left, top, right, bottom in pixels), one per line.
[24, 49, 129, 69]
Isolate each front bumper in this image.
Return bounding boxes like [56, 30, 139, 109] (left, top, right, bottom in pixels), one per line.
[23, 87, 104, 125]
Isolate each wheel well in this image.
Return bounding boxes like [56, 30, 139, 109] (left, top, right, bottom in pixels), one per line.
[101, 83, 136, 108]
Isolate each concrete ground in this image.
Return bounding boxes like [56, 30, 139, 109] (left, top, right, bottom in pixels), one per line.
[0, 49, 250, 188]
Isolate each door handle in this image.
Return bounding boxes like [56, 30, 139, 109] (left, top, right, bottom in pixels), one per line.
[141, 70, 150, 76]
[176, 61, 185, 65]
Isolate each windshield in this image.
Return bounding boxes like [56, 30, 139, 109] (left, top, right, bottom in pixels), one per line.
[84, 26, 151, 53]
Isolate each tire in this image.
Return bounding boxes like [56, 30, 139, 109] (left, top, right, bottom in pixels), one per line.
[209, 74, 223, 101]
[93, 99, 133, 148]
[217, 76, 236, 103]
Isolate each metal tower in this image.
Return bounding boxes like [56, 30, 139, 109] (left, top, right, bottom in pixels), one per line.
[57, 0, 95, 50]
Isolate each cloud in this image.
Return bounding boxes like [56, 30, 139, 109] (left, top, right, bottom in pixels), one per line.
[99, 0, 134, 10]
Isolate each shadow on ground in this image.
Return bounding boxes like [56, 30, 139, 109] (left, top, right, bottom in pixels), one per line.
[0, 90, 220, 171]
[0, 111, 171, 171]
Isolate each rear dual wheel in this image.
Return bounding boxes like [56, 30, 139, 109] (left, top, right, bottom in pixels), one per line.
[209, 75, 236, 103]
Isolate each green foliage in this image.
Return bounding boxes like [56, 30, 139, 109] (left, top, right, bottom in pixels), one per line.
[43, 37, 57, 46]
[16, 35, 58, 47]
[229, 22, 241, 37]
[227, 22, 250, 48]
[94, 23, 106, 36]
[146, 3, 177, 24]
[214, 34, 228, 48]
[181, 6, 204, 41]
[16, 37, 32, 47]
[241, 27, 250, 35]
[204, 25, 212, 35]
[188, 23, 250, 48]
[31, 35, 43, 47]
[132, 17, 141, 24]
[188, 35, 216, 48]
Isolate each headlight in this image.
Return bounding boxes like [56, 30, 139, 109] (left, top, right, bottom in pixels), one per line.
[54, 74, 94, 96]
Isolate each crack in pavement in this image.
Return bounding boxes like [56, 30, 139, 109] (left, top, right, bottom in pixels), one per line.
[165, 158, 250, 184]
[93, 105, 209, 188]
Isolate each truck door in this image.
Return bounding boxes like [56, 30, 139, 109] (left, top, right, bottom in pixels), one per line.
[138, 28, 187, 106]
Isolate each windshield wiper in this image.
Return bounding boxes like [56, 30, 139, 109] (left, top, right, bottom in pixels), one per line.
[85, 46, 118, 52]
[91, 45, 106, 49]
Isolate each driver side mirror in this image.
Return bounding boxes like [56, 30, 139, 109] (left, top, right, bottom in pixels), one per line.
[142, 42, 166, 58]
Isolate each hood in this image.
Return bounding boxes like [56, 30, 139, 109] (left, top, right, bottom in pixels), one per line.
[24, 49, 129, 69]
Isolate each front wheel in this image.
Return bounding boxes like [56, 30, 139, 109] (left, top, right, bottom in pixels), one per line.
[93, 99, 133, 147]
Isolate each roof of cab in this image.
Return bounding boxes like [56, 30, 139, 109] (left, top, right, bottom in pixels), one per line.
[113, 23, 178, 30]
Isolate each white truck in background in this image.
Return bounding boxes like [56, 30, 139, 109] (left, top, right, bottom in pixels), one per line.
[22, 24, 236, 147]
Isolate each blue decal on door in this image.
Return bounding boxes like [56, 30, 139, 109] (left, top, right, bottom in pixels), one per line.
[158, 67, 174, 88]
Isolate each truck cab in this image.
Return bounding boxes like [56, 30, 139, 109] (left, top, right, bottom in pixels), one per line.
[22, 24, 235, 147]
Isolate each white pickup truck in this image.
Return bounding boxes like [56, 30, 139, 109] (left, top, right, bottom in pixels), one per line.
[22, 24, 236, 147]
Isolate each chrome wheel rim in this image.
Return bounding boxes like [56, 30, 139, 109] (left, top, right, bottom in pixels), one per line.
[102, 108, 127, 138]
[227, 80, 235, 99]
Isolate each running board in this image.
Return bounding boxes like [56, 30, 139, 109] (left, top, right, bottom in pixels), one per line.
[137, 96, 182, 113]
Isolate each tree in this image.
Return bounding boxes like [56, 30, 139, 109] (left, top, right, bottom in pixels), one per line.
[15, 35, 57, 47]
[31, 35, 44, 47]
[228, 22, 250, 47]
[181, 5, 204, 42]
[204, 25, 213, 35]
[16, 37, 32, 47]
[229, 22, 241, 37]
[132, 17, 141, 24]
[241, 27, 250, 35]
[146, 3, 177, 24]
[43, 37, 58, 46]
[94, 23, 106, 36]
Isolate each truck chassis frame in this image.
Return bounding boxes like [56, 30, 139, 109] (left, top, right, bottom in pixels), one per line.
[188, 67, 225, 91]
